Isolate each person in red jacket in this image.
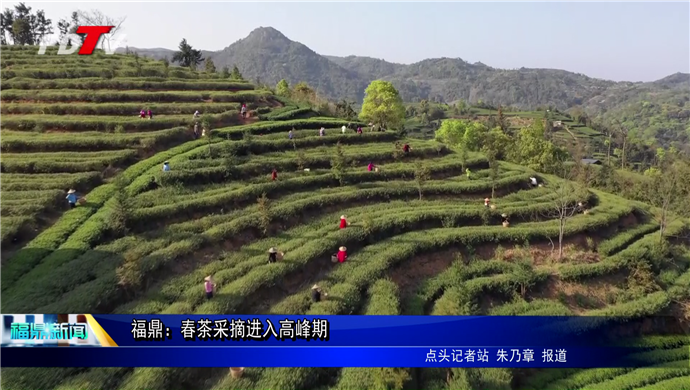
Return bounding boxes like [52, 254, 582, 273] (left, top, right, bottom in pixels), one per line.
[337, 246, 347, 263]
[340, 215, 347, 229]
[403, 143, 410, 154]
[148, 109, 153, 120]
[271, 169, 277, 181]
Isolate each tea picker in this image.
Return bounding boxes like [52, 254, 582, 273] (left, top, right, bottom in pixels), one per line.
[332, 246, 347, 263]
[268, 247, 284, 263]
[66, 189, 79, 208]
[203, 276, 216, 299]
[311, 284, 328, 302]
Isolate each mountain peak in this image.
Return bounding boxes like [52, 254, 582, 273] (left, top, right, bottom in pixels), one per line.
[245, 26, 290, 42]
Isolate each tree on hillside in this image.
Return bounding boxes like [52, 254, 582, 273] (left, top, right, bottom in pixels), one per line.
[56, 11, 82, 46]
[611, 121, 630, 169]
[75, 9, 126, 51]
[205, 58, 216, 73]
[359, 80, 406, 130]
[420, 112, 430, 126]
[427, 106, 446, 121]
[335, 100, 357, 121]
[542, 174, 588, 261]
[109, 176, 132, 238]
[172, 38, 204, 70]
[276, 79, 291, 97]
[643, 154, 690, 243]
[257, 193, 271, 236]
[230, 65, 243, 81]
[434, 119, 486, 151]
[481, 127, 512, 198]
[220, 66, 230, 79]
[330, 142, 347, 186]
[293, 82, 317, 104]
[419, 99, 430, 115]
[497, 105, 507, 132]
[568, 139, 590, 188]
[1, 3, 52, 45]
[414, 161, 431, 200]
[456, 100, 467, 115]
[510, 122, 568, 173]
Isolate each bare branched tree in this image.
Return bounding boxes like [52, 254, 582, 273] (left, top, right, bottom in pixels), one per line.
[540, 168, 588, 261]
[76, 9, 126, 51]
[644, 156, 690, 243]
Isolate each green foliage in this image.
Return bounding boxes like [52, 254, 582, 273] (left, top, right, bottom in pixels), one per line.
[434, 119, 486, 150]
[230, 65, 243, 81]
[204, 58, 216, 73]
[220, 66, 230, 78]
[257, 192, 271, 236]
[359, 80, 406, 129]
[335, 99, 357, 121]
[414, 160, 431, 200]
[510, 123, 569, 173]
[330, 141, 347, 185]
[171, 38, 204, 70]
[276, 79, 291, 97]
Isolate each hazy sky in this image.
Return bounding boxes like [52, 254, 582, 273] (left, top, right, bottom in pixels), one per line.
[6, 1, 690, 82]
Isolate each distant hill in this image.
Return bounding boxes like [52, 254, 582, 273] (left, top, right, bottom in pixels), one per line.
[120, 26, 690, 146]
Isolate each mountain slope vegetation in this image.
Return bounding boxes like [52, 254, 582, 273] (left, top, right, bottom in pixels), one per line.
[121, 27, 689, 147]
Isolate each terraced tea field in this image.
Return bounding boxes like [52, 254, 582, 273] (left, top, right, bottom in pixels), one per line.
[1, 46, 689, 390]
[0, 45, 284, 249]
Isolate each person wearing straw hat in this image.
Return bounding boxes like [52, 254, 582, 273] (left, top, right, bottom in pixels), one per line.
[204, 276, 216, 299]
[341, 125, 347, 134]
[339, 215, 348, 229]
[501, 213, 510, 226]
[268, 247, 279, 263]
[162, 161, 170, 172]
[311, 284, 323, 302]
[337, 246, 348, 263]
[529, 177, 538, 187]
[66, 189, 78, 209]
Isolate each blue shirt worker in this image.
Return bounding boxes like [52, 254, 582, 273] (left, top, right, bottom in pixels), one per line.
[66, 189, 78, 208]
[162, 161, 170, 172]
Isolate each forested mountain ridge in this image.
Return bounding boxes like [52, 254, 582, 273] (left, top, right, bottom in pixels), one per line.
[121, 27, 690, 145]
